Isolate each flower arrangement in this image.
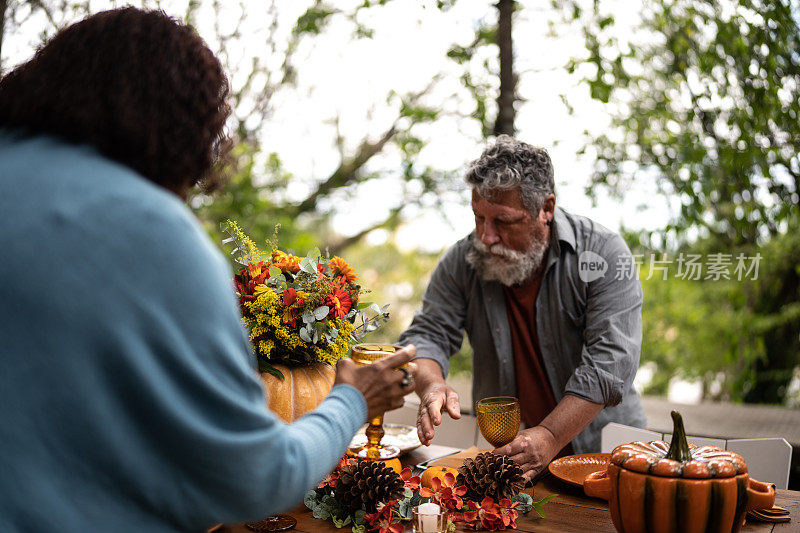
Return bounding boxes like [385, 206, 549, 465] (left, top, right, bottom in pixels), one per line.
[222, 221, 390, 378]
[306, 456, 557, 532]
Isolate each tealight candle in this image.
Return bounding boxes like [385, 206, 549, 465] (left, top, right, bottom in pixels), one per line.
[412, 503, 446, 533]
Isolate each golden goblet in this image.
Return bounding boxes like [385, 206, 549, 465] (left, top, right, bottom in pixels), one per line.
[348, 343, 403, 460]
[476, 396, 520, 448]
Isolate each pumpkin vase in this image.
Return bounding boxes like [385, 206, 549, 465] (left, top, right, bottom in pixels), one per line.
[584, 411, 775, 533]
[260, 362, 336, 423]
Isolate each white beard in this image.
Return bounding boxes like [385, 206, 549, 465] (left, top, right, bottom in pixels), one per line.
[466, 235, 548, 286]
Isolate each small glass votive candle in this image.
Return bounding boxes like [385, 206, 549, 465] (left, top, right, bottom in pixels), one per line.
[412, 503, 447, 533]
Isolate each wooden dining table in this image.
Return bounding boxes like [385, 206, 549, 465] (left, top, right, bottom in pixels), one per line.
[217, 445, 799, 532]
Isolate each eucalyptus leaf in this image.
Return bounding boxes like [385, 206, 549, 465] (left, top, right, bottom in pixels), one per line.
[369, 303, 381, 315]
[397, 499, 412, 520]
[303, 311, 315, 324]
[314, 306, 329, 321]
[304, 490, 318, 510]
[331, 514, 352, 528]
[269, 266, 282, 277]
[299, 327, 312, 343]
[307, 247, 322, 262]
[300, 257, 316, 274]
[511, 492, 533, 514]
[312, 505, 332, 520]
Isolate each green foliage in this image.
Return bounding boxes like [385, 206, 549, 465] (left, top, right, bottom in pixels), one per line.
[564, 0, 800, 403]
[530, 493, 557, 519]
[639, 262, 762, 400]
[567, 0, 799, 245]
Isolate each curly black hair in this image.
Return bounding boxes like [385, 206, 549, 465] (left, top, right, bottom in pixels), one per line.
[465, 135, 555, 214]
[0, 7, 231, 196]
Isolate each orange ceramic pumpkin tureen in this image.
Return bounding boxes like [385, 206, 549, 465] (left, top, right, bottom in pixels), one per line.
[584, 411, 775, 533]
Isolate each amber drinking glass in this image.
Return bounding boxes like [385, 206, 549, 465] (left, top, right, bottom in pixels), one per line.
[476, 396, 520, 448]
[348, 343, 402, 460]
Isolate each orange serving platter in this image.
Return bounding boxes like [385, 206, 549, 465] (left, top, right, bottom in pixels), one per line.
[548, 453, 611, 488]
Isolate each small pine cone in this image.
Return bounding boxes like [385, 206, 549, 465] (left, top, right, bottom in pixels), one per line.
[335, 460, 404, 512]
[458, 452, 525, 501]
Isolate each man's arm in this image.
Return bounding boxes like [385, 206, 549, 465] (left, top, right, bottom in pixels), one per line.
[496, 395, 603, 481]
[414, 358, 461, 445]
[398, 240, 471, 444]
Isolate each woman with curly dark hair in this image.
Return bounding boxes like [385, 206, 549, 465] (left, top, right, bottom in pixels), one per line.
[0, 6, 231, 196]
[0, 8, 415, 532]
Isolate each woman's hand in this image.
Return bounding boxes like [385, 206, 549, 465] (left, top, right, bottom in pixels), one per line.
[334, 345, 417, 420]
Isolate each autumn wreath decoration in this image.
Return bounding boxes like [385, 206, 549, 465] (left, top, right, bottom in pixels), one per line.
[222, 221, 389, 378]
[306, 453, 556, 532]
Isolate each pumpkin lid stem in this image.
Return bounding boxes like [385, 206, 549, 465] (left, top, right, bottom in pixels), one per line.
[665, 410, 692, 463]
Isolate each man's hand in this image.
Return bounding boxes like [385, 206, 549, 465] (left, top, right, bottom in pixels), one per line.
[413, 358, 461, 445]
[494, 426, 559, 482]
[334, 345, 417, 420]
[494, 394, 604, 481]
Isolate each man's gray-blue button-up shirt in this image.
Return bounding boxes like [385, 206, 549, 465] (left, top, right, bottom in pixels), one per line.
[399, 206, 647, 453]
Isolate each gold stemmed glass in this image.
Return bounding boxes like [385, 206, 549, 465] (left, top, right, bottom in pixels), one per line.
[348, 343, 403, 460]
[476, 396, 520, 448]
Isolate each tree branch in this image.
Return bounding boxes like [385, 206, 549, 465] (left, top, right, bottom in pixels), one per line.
[28, 0, 60, 32]
[0, 0, 7, 70]
[290, 78, 440, 216]
[291, 123, 398, 216]
[328, 205, 403, 256]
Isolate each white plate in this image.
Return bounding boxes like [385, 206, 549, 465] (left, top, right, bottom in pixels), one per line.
[349, 423, 422, 456]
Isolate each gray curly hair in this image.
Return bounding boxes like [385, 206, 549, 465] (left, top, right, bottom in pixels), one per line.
[465, 135, 555, 214]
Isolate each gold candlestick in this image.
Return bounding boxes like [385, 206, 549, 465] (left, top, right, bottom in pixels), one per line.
[349, 343, 402, 460]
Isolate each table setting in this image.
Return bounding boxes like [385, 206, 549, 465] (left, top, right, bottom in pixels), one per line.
[214, 378, 799, 533]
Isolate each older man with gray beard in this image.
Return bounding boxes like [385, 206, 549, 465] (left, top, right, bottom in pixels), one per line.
[398, 135, 646, 481]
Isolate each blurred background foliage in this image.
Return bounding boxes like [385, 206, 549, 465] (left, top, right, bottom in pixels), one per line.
[2, 0, 798, 406]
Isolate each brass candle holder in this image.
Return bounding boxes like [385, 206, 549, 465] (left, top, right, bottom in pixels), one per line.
[348, 343, 402, 460]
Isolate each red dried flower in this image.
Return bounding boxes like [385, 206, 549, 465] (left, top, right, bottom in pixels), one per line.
[462, 497, 520, 531]
[365, 501, 403, 533]
[418, 472, 467, 513]
[280, 287, 305, 327]
[400, 468, 420, 491]
[318, 455, 351, 489]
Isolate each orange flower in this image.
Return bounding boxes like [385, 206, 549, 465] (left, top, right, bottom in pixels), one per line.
[463, 497, 519, 530]
[271, 249, 300, 274]
[329, 256, 358, 284]
[247, 261, 268, 284]
[325, 284, 352, 319]
[364, 503, 403, 533]
[418, 472, 467, 513]
[400, 467, 421, 491]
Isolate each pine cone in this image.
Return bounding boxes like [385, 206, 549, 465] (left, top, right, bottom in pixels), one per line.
[458, 452, 525, 501]
[335, 460, 405, 512]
